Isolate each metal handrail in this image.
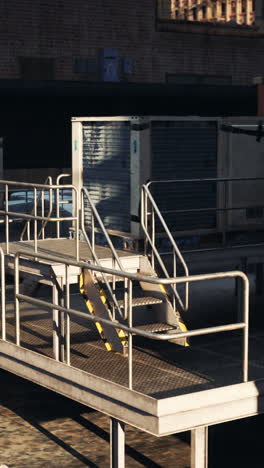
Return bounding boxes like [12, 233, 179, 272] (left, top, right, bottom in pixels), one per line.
[146, 177, 264, 186]
[56, 173, 71, 238]
[81, 187, 123, 270]
[14, 250, 249, 387]
[20, 176, 53, 241]
[0, 247, 5, 341]
[146, 176, 264, 247]
[141, 184, 189, 313]
[0, 180, 79, 260]
[80, 187, 124, 319]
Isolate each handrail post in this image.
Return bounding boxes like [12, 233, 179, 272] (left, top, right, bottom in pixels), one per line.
[75, 188, 80, 262]
[56, 185, 60, 239]
[52, 281, 60, 361]
[5, 184, 9, 254]
[128, 279, 133, 390]
[1, 248, 5, 340]
[33, 187, 38, 254]
[141, 184, 188, 313]
[242, 274, 249, 382]
[65, 264, 71, 366]
[14, 254, 20, 346]
[41, 188, 45, 239]
[151, 205, 155, 269]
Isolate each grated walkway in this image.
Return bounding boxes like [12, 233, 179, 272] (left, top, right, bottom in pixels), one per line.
[2, 298, 264, 399]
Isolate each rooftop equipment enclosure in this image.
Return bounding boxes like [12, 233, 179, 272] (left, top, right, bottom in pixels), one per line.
[72, 116, 264, 241]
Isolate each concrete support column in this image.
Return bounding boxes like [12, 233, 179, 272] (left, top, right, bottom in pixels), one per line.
[110, 418, 125, 468]
[191, 426, 208, 468]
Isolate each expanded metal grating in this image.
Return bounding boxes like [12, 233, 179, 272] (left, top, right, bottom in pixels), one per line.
[2, 298, 264, 398]
[118, 296, 163, 308]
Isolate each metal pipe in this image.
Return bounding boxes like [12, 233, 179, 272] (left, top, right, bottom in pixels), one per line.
[143, 186, 189, 278]
[146, 176, 264, 187]
[80, 196, 123, 319]
[75, 189, 80, 262]
[16, 250, 248, 287]
[91, 213, 95, 252]
[142, 185, 189, 311]
[81, 187, 124, 272]
[123, 277, 128, 321]
[52, 283, 59, 361]
[0, 179, 75, 189]
[15, 250, 249, 380]
[20, 176, 53, 241]
[56, 186, 60, 239]
[0, 248, 6, 340]
[155, 205, 264, 215]
[242, 274, 249, 382]
[14, 254, 20, 346]
[37, 181, 54, 240]
[128, 279, 133, 390]
[34, 187, 37, 254]
[65, 264, 70, 366]
[5, 184, 9, 254]
[0, 210, 77, 222]
[151, 206, 155, 268]
[55, 175, 71, 240]
[56, 174, 71, 185]
[16, 293, 246, 341]
[41, 189, 45, 240]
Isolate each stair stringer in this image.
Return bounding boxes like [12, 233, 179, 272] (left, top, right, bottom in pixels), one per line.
[138, 256, 188, 346]
[80, 269, 127, 355]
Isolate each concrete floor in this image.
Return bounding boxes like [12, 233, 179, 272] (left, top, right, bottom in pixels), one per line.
[2, 369, 264, 467]
[0, 369, 190, 468]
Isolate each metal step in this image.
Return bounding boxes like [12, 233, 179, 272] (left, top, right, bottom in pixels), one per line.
[117, 296, 163, 308]
[124, 322, 175, 336]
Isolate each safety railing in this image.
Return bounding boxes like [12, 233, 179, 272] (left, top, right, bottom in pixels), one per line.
[0, 180, 79, 260]
[56, 174, 72, 239]
[147, 177, 264, 248]
[0, 247, 5, 341]
[20, 176, 53, 241]
[141, 184, 189, 314]
[81, 186, 125, 320]
[11, 250, 249, 389]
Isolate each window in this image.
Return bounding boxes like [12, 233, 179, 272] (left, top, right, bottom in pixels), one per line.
[158, 0, 255, 26]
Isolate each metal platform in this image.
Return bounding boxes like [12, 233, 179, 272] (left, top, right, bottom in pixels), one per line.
[1, 295, 264, 407]
[0, 177, 263, 467]
[1, 238, 140, 264]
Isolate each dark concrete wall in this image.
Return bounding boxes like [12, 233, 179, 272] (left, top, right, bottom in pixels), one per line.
[0, 0, 263, 85]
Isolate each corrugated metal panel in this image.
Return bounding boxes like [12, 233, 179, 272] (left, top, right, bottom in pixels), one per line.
[151, 121, 217, 232]
[82, 121, 130, 232]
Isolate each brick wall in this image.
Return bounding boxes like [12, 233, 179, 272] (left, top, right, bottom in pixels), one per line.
[0, 0, 263, 85]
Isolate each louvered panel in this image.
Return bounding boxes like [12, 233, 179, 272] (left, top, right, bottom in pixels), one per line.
[151, 121, 217, 232]
[82, 121, 131, 233]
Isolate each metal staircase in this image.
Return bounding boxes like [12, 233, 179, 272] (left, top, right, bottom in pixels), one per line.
[0, 176, 190, 356]
[75, 183, 189, 354]
[0, 175, 252, 468]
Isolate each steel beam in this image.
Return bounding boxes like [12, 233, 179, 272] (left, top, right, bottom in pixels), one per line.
[191, 426, 208, 468]
[110, 418, 125, 468]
